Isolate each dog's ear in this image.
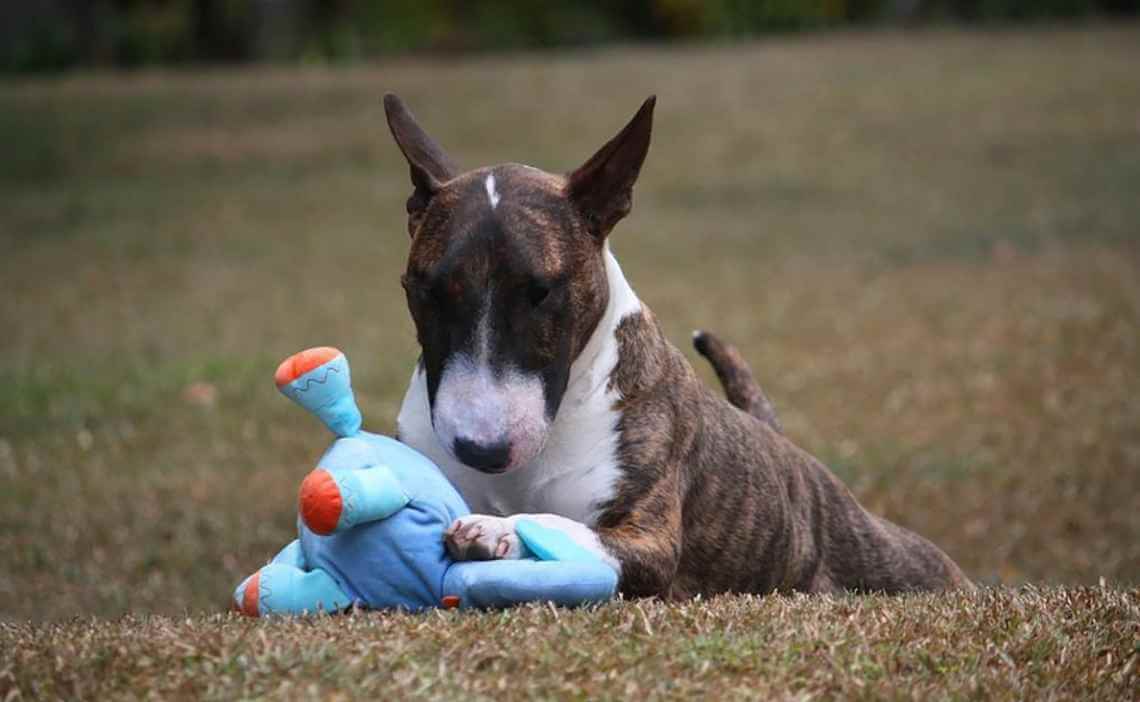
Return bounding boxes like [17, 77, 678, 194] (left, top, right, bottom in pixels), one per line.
[384, 93, 460, 237]
[567, 95, 655, 241]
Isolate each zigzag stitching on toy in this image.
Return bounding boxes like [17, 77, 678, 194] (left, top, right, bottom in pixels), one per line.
[292, 365, 342, 392]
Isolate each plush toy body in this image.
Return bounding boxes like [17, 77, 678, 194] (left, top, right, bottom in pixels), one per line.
[233, 347, 617, 616]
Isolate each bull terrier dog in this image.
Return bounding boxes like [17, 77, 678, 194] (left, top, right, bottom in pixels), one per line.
[386, 93, 970, 598]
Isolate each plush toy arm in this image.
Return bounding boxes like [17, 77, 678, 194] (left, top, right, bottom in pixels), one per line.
[438, 517, 619, 609]
[299, 462, 410, 535]
[299, 419, 420, 534]
[440, 559, 618, 610]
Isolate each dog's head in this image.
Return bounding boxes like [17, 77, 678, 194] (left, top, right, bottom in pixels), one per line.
[384, 93, 654, 474]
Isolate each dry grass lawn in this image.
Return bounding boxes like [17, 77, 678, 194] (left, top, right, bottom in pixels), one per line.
[1, 24, 1138, 699]
[3, 588, 1138, 700]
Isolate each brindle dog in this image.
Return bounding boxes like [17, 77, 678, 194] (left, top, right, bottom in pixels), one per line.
[385, 93, 971, 599]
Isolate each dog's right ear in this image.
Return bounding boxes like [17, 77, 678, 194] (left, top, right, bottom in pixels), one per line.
[383, 93, 460, 237]
[567, 95, 655, 242]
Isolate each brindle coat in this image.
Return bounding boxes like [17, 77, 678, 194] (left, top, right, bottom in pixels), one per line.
[602, 313, 970, 597]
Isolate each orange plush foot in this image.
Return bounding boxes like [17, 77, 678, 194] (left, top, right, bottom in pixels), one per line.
[299, 468, 343, 535]
[237, 570, 261, 617]
[274, 347, 342, 387]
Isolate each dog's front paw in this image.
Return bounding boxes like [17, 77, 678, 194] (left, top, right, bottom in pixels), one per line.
[444, 515, 522, 561]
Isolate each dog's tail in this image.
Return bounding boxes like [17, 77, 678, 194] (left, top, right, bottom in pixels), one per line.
[692, 330, 782, 433]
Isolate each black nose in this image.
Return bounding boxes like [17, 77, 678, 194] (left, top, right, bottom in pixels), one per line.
[453, 437, 511, 473]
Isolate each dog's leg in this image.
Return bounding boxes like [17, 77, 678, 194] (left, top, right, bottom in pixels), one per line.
[692, 330, 782, 432]
[593, 478, 684, 598]
[444, 514, 621, 572]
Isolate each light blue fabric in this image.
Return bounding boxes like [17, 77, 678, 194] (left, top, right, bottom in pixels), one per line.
[298, 431, 466, 610]
[277, 352, 362, 437]
[250, 563, 353, 616]
[234, 348, 619, 615]
[321, 463, 410, 532]
[270, 539, 307, 569]
[441, 560, 618, 609]
[516, 519, 608, 563]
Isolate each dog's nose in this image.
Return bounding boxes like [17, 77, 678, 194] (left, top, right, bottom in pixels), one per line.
[453, 436, 511, 473]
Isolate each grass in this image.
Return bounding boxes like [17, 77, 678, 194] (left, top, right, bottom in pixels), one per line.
[1, 23, 1139, 698]
[2, 588, 1137, 699]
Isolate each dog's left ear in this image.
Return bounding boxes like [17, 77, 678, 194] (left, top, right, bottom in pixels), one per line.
[384, 93, 460, 237]
[567, 95, 655, 241]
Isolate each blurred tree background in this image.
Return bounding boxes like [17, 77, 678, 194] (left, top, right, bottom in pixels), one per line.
[3, 0, 1138, 72]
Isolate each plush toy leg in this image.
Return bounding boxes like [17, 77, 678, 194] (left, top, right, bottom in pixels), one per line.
[233, 562, 354, 617]
[275, 348, 362, 437]
[298, 464, 409, 535]
[269, 539, 307, 568]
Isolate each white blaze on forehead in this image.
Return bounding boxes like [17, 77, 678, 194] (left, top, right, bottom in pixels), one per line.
[484, 174, 501, 210]
[473, 293, 492, 363]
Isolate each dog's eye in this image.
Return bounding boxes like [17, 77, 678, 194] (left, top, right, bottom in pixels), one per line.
[527, 280, 551, 308]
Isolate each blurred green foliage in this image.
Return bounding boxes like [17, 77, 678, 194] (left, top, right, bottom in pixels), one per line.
[2, 0, 1137, 72]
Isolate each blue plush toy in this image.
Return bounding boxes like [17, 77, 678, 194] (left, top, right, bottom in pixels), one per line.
[233, 347, 618, 616]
